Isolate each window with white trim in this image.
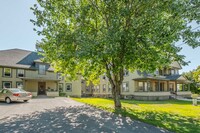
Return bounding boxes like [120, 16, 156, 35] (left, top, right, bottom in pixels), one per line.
[124, 70, 129, 77]
[66, 83, 72, 91]
[102, 84, 106, 92]
[2, 81, 12, 88]
[16, 82, 23, 89]
[39, 64, 46, 75]
[122, 82, 129, 92]
[3, 68, 11, 77]
[86, 86, 90, 92]
[59, 83, 63, 92]
[108, 84, 112, 92]
[17, 69, 24, 77]
[57, 73, 63, 80]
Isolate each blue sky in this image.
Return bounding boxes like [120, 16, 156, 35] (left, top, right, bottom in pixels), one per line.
[0, 0, 199, 73]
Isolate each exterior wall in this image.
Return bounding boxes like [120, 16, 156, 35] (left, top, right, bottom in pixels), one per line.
[24, 80, 38, 92]
[59, 77, 82, 97]
[0, 67, 24, 89]
[25, 70, 57, 80]
[133, 92, 171, 100]
[0, 67, 82, 97]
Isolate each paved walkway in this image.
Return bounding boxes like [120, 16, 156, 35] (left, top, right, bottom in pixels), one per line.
[0, 98, 171, 133]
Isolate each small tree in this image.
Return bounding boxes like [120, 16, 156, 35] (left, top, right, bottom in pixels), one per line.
[183, 66, 200, 94]
[31, 0, 200, 109]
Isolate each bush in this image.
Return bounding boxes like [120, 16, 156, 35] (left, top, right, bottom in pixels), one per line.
[59, 92, 66, 97]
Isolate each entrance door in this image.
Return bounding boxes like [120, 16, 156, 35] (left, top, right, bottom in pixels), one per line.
[38, 82, 46, 95]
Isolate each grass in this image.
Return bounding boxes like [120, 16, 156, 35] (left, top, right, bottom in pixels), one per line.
[72, 98, 200, 133]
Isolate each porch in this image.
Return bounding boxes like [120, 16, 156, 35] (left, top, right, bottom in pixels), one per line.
[133, 76, 191, 100]
[20, 77, 60, 97]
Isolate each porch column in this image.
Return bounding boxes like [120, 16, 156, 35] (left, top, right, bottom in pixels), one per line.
[143, 82, 145, 92]
[167, 81, 169, 91]
[175, 81, 177, 92]
[158, 80, 160, 91]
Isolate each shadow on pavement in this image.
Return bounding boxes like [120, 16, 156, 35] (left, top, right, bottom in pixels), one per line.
[0, 105, 170, 133]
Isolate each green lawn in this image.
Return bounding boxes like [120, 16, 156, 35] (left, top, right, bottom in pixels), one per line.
[72, 98, 200, 133]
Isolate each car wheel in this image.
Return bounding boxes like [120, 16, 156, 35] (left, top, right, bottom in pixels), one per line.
[5, 97, 11, 104]
[24, 100, 28, 102]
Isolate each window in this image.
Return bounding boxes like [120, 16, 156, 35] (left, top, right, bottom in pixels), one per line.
[17, 69, 24, 77]
[94, 85, 100, 93]
[122, 82, 129, 92]
[108, 84, 112, 92]
[102, 84, 106, 92]
[124, 70, 129, 76]
[171, 69, 175, 75]
[66, 83, 72, 91]
[39, 64, 46, 75]
[59, 83, 63, 92]
[16, 82, 23, 89]
[138, 82, 143, 91]
[3, 68, 11, 77]
[2, 81, 12, 88]
[86, 86, 90, 92]
[57, 73, 63, 80]
[169, 83, 174, 92]
[102, 75, 106, 80]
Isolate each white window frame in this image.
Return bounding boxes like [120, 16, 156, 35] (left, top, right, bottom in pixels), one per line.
[3, 68, 12, 77]
[122, 82, 129, 92]
[16, 82, 23, 89]
[2, 81, 12, 88]
[39, 64, 46, 75]
[171, 69, 175, 75]
[66, 83, 72, 92]
[17, 69, 25, 77]
[58, 83, 64, 92]
[108, 84, 112, 92]
[124, 70, 129, 77]
[102, 84, 106, 92]
[86, 86, 90, 92]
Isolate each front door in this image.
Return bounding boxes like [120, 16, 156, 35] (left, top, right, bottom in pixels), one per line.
[38, 82, 46, 95]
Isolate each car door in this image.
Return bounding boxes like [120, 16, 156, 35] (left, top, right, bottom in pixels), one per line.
[0, 90, 5, 101]
[0, 90, 9, 101]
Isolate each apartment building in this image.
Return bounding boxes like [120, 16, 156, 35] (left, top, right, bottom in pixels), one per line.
[82, 62, 191, 100]
[0, 48, 191, 100]
[0, 49, 82, 97]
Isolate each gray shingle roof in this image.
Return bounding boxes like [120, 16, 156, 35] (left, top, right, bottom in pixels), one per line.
[0, 49, 54, 71]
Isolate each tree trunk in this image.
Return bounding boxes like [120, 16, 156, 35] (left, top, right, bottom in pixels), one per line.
[105, 63, 124, 109]
[112, 83, 122, 109]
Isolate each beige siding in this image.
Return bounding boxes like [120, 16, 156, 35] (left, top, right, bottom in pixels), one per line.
[0, 67, 23, 89]
[25, 80, 38, 92]
[25, 70, 57, 80]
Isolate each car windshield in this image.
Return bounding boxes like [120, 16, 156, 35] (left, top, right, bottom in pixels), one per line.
[9, 88, 26, 93]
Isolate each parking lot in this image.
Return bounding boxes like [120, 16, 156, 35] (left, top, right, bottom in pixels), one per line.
[0, 97, 171, 133]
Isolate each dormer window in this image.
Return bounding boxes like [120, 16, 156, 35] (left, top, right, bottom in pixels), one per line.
[39, 64, 46, 75]
[17, 69, 24, 77]
[3, 68, 11, 77]
[171, 69, 175, 75]
[124, 70, 129, 77]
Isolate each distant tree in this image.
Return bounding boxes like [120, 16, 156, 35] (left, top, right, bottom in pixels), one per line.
[193, 66, 200, 82]
[31, 0, 200, 109]
[183, 66, 200, 94]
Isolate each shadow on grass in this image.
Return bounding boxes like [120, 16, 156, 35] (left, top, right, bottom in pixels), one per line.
[113, 107, 200, 133]
[103, 98, 197, 105]
[0, 105, 171, 133]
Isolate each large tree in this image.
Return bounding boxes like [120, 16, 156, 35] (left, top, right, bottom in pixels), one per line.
[31, 0, 200, 109]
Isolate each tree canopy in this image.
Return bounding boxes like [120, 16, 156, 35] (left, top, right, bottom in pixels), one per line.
[31, 0, 200, 108]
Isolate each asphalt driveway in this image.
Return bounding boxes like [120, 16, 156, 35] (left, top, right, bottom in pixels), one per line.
[0, 97, 171, 133]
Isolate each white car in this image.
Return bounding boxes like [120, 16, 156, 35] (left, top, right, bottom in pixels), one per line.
[0, 88, 32, 104]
